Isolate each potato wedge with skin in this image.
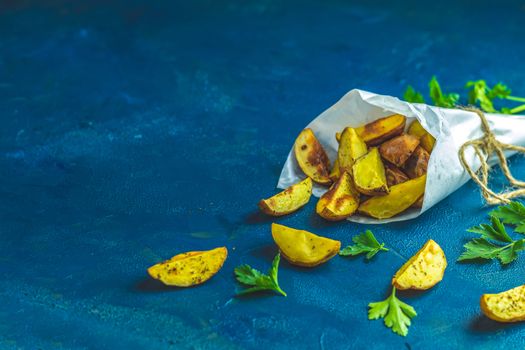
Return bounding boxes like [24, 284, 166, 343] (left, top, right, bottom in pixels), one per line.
[379, 134, 420, 167]
[338, 127, 367, 174]
[404, 146, 430, 179]
[316, 171, 360, 221]
[294, 128, 331, 185]
[271, 223, 340, 267]
[259, 177, 312, 216]
[148, 247, 227, 287]
[392, 239, 447, 290]
[352, 148, 389, 196]
[481, 285, 525, 323]
[408, 120, 435, 153]
[420, 133, 436, 153]
[355, 114, 406, 146]
[329, 158, 340, 182]
[384, 163, 409, 187]
[407, 119, 427, 138]
[358, 174, 426, 219]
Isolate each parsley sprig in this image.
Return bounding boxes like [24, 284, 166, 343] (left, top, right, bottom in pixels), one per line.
[403, 77, 525, 114]
[368, 287, 417, 337]
[234, 253, 287, 296]
[458, 202, 525, 265]
[339, 230, 389, 260]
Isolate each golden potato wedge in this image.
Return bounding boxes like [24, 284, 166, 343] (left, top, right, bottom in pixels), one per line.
[316, 171, 360, 221]
[338, 127, 367, 174]
[355, 114, 406, 146]
[420, 133, 436, 153]
[481, 285, 525, 323]
[294, 128, 331, 185]
[329, 158, 341, 182]
[259, 177, 312, 216]
[271, 223, 340, 267]
[352, 147, 389, 196]
[404, 146, 430, 179]
[379, 134, 420, 167]
[358, 174, 426, 219]
[384, 163, 409, 187]
[392, 239, 446, 290]
[407, 119, 427, 138]
[148, 247, 228, 287]
[407, 120, 435, 153]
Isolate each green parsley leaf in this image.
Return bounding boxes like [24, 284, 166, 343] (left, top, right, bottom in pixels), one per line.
[403, 85, 425, 103]
[466, 216, 513, 243]
[458, 207, 525, 265]
[490, 201, 525, 227]
[339, 230, 388, 260]
[234, 253, 287, 296]
[368, 287, 417, 337]
[428, 76, 459, 108]
[488, 82, 512, 100]
[465, 80, 496, 113]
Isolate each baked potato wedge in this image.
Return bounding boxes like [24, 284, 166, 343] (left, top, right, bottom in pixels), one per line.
[392, 239, 447, 290]
[384, 163, 409, 187]
[379, 134, 420, 167]
[358, 174, 426, 219]
[404, 146, 430, 179]
[481, 284, 525, 323]
[352, 147, 389, 196]
[147, 247, 228, 287]
[259, 177, 312, 216]
[329, 158, 340, 182]
[407, 120, 435, 153]
[294, 128, 331, 185]
[271, 223, 341, 267]
[316, 171, 360, 220]
[420, 133, 436, 153]
[338, 127, 367, 174]
[355, 114, 406, 146]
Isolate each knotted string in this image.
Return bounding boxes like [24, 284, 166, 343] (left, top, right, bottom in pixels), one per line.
[458, 107, 525, 205]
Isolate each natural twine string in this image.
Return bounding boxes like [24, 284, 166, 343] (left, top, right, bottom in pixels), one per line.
[458, 107, 525, 205]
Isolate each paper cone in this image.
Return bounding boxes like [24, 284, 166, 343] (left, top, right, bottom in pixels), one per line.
[277, 89, 525, 224]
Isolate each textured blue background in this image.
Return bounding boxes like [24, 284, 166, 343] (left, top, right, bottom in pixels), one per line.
[1, 1, 525, 349]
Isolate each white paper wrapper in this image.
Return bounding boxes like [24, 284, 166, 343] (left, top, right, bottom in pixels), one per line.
[278, 89, 525, 224]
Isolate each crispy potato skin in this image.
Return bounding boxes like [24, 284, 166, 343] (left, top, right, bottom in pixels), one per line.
[259, 178, 312, 216]
[338, 127, 368, 174]
[384, 163, 409, 187]
[316, 172, 360, 221]
[379, 134, 420, 167]
[352, 147, 389, 196]
[404, 146, 430, 179]
[358, 174, 426, 219]
[294, 128, 332, 185]
[481, 285, 525, 322]
[355, 114, 406, 146]
[271, 223, 340, 267]
[147, 247, 228, 287]
[392, 239, 447, 290]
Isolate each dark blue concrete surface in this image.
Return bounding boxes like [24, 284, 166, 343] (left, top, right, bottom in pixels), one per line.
[1, 1, 525, 349]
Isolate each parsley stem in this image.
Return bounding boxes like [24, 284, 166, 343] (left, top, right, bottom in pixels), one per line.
[379, 243, 389, 252]
[509, 103, 525, 114]
[275, 286, 287, 297]
[505, 95, 525, 103]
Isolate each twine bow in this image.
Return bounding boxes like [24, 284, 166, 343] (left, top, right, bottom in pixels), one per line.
[458, 107, 525, 205]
